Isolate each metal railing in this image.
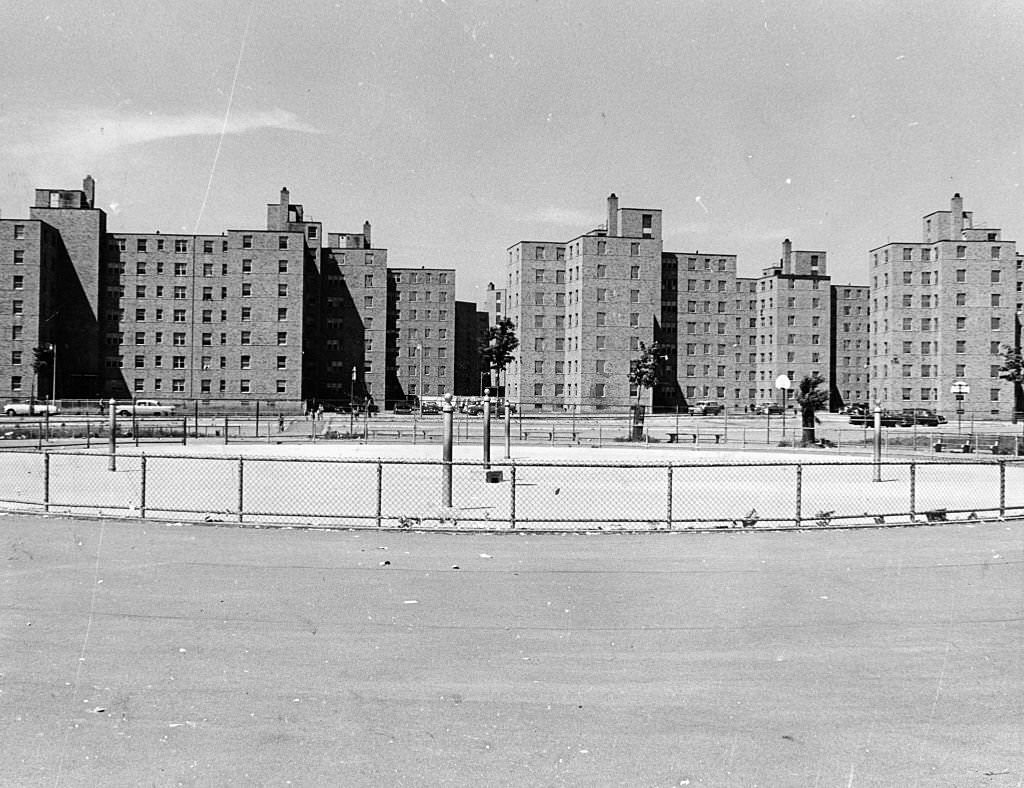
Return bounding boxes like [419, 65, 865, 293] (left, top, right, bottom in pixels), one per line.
[0, 448, 1020, 531]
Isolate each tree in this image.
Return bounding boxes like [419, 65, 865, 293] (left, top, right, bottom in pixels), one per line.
[795, 372, 829, 445]
[628, 341, 668, 408]
[480, 317, 518, 398]
[997, 342, 1024, 422]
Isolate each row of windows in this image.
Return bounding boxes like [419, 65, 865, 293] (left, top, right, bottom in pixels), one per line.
[120, 355, 292, 370]
[125, 259, 293, 277]
[116, 235, 292, 254]
[393, 310, 448, 322]
[874, 244, 1004, 266]
[395, 365, 447, 377]
[391, 271, 449, 284]
[394, 291, 449, 302]
[875, 267, 1013, 287]
[104, 331, 290, 346]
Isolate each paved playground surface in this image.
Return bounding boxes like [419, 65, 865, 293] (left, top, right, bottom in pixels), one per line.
[2, 513, 1022, 786]
[0, 441, 1021, 529]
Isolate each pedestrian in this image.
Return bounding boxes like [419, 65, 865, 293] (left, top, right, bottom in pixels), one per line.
[278, 414, 285, 433]
[316, 404, 324, 421]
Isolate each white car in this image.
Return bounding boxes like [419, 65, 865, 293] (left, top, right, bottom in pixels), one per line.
[113, 400, 176, 417]
[3, 401, 60, 417]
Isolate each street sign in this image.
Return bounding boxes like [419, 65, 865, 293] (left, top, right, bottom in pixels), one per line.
[775, 375, 792, 390]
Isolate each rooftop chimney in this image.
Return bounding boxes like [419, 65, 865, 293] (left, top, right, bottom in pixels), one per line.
[951, 193, 964, 237]
[363, 221, 372, 249]
[782, 238, 792, 273]
[83, 175, 95, 209]
[607, 193, 618, 236]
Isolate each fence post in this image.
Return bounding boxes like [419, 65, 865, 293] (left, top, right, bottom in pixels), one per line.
[108, 398, 117, 472]
[442, 394, 453, 508]
[999, 460, 1006, 518]
[794, 464, 803, 527]
[36, 421, 42, 451]
[505, 405, 512, 458]
[139, 454, 147, 518]
[909, 462, 916, 521]
[43, 451, 50, 513]
[509, 462, 517, 530]
[86, 416, 91, 449]
[376, 461, 383, 528]
[194, 400, 200, 438]
[666, 464, 673, 530]
[224, 416, 229, 445]
[236, 457, 244, 523]
[181, 418, 187, 446]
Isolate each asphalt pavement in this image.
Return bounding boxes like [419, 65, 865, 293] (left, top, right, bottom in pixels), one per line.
[2, 514, 1022, 786]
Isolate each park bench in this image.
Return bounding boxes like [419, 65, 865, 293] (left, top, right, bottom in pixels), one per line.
[668, 432, 723, 444]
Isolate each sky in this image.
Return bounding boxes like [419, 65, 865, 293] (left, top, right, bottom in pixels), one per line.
[3, 0, 1024, 302]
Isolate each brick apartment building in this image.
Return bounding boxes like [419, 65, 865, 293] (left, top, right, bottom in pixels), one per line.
[869, 194, 1024, 418]
[0, 178, 472, 410]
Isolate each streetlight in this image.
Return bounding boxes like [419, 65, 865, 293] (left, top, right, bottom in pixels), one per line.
[350, 366, 356, 434]
[48, 343, 57, 403]
[417, 343, 423, 416]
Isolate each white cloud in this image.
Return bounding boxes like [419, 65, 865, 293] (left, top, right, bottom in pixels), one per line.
[3, 107, 320, 159]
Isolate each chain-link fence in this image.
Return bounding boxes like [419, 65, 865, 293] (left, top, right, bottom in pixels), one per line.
[0, 448, 1020, 531]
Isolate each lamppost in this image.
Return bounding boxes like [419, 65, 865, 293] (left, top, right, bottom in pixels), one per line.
[350, 365, 356, 434]
[417, 343, 423, 416]
[48, 343, 57, 403]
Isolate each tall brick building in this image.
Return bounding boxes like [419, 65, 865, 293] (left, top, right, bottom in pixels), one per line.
[869, 194, 1024, 418]
[0, 177, 467, 410]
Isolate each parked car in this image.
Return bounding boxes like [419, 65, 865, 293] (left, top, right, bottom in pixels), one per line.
[419, 401, 442, 415]
[462, 402, 484, 416]
[849, 409, 900, 427]
[112, 400, 176, 417]
[839, 402, 869, 416]
[754, 402, 784, 415]
[689, 401, 723, 416]
[3, 401, 60, 417]
[898, 408, 947, 427]
[392, 401, 413, 415]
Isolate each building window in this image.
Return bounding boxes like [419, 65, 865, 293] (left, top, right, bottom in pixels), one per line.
[173, 309, 186, 322]
[278, 236, 288, 250]
[13, 250, 25, 265]
[596, 312, 606, 327]
[12, 275, 23, 290]
[172, 356, 186, 369]
[173, 286, 187, 299]
[175, 240, 188, 254]
[277, 332, 287, 346]
[278, 283, 288, 297]
[364, 296, 373, 308]
[277, 308, 288, 321]
[991, 269, 1002, 283]
[991, 246, 1001, 259]
[956, 269, 966, 283]
[13, 225, 25, 240]
[242, 235, 252, 249]
[172, 333, 185, 346]
[956, 245, 966, 258]
[629, 313, 639, 328]
[241, 331, 251, 345]
[240, 380, 251, 393]
[594, 383, 606, 397]
[241, 283, 252, 297]
[630, 243, 640, 256]
[630, 290, 640, 303]
[991, 317, 1001, 331]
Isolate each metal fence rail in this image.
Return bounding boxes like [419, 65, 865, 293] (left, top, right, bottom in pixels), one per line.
[0, 449, 1021, 531]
